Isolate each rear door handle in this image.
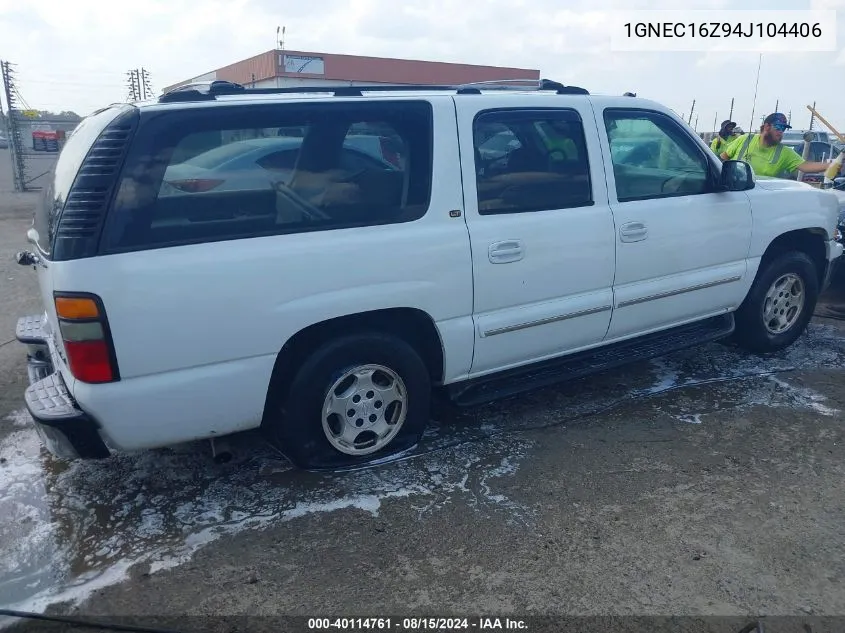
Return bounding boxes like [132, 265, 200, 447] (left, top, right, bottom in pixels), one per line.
[489, 240, 525, 263]
[620, 221, 648, 242]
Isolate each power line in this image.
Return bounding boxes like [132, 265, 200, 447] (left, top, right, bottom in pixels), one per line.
[749, 54, 762, 132]
[19, 80, 133, 88]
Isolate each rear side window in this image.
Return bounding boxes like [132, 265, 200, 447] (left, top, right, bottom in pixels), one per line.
[33, 106, 126, 256]
[473, 108, 593, 215]
[101, 101, 433, 252]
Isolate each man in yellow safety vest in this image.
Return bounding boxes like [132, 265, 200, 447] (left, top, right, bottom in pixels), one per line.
[720, 112, 834, 179]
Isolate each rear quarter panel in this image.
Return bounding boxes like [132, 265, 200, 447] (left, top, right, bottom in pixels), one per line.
[63, 97, 474, 450]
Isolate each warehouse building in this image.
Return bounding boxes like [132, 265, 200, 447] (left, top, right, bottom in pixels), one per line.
[163, 49, 541, 93]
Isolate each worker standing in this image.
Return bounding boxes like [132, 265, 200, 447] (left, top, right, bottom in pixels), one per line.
[720, 113, 836, 178]
[710, 120, 738, 155]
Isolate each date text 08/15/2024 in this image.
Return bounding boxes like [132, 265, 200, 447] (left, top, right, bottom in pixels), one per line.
[307, 618, 528, 630]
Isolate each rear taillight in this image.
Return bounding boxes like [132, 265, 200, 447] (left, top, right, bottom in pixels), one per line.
[54, 293, 119, 383]
[166, 178, 224, 193]
[379, 138, 401, 168]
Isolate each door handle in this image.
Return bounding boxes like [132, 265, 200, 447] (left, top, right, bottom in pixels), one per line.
[620, 222, 648, 242]
[489, 240, 525, 263]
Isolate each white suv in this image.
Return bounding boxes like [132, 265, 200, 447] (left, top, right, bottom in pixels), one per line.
[14, 79, 844, 469]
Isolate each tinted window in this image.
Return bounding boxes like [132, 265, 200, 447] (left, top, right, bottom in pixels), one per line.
[33, 105, 125, 256]
[473, 109, 592, 215]
[604, 110, 710, 202]
[102, 101, 432, 252]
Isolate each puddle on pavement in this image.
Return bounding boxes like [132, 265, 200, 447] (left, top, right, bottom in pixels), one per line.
[1, 322, 844, 614]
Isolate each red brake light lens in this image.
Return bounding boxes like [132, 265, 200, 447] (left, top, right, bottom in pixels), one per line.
[63, 340, 115, 383]
[166, 178, 225, 193]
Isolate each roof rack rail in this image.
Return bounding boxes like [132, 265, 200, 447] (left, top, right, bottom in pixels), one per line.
[158, 80, 246, 102]
[158, 77, 590, 103]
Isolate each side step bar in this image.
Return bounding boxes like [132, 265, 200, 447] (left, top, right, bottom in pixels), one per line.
[447, 314, 735, 407]
[16, 314, 48, 346]
[16, 314, 53, 383]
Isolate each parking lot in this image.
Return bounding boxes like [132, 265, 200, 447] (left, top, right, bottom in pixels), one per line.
[2, 183, 845, 628]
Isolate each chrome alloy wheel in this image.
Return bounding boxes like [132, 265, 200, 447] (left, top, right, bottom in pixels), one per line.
[321, 364, 408, 456]
[762, 273, 805, 335]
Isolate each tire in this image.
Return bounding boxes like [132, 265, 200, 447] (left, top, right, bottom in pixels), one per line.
[267, 332, 431, 470]
[733, 251, 819, 354]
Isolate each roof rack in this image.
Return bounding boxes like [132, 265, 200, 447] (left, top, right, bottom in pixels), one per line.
[158, 78, 590, 103]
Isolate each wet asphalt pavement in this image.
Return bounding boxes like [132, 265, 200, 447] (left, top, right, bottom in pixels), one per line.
[2, 189, 845, 624]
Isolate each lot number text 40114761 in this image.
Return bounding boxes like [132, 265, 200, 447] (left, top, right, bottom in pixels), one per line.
[307, 617, 529, 630]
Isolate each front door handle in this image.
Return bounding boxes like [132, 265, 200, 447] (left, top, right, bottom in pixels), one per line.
[489, 239, 525, 263]
[620, 221, 648, 242]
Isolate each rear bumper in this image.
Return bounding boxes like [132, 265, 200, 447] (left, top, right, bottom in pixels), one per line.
[16, 314, 111, 460]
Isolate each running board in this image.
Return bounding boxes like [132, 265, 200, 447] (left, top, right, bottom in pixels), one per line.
[447, 313, 735, 407]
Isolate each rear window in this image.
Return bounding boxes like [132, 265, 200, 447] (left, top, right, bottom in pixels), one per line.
[100, 100, 433, 253]
[33, 106, 126, 256]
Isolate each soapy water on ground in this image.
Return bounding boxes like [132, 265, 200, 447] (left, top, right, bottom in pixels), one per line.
[1, 322, 844, 615]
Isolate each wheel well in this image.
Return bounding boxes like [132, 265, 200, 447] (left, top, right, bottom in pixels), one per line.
[759, 229, 827, 287]
[261, 308, 445, 424]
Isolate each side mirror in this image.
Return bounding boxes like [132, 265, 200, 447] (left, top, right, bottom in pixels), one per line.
[15, 250, 40, 267]
[720, 160, 754, 191]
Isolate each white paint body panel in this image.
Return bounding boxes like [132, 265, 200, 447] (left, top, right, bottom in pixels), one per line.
[51, 97, 475, 450]
[603, 191, 753, 339]
[455, 95, 616, 376]
[27, 92, 843, 452]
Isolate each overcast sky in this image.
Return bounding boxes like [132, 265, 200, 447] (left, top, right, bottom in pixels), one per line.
[0, 0, 842, 135]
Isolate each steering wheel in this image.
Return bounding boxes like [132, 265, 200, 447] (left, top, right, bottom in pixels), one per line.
[272, 181, 332, 221]
[331, 167, 368, 184]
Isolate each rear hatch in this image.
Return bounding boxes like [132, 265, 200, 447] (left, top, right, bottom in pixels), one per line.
[27, 104, 138, 387]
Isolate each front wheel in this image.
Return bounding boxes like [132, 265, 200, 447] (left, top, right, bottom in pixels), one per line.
[268, 333, 431, 470]
[733, 251, 819, 353]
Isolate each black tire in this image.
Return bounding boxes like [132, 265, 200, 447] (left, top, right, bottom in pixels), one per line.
[733, 251, 819, 354]
[267, 332, 431, 470]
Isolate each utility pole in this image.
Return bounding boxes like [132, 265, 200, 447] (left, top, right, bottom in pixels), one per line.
[141, 67, 152, 100]
[694, 114, 698, 131]
[809, 101, 816, 130]
[126, 68, 152, 101]
[713, 113, 718, 133]
[126, 69, 139, 101]
[728, 98, 734, 121]
[688, 99, 695, 125]
[1, 60, 25, 192]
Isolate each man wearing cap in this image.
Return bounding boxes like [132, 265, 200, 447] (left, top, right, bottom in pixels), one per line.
[719, 113, 833, 178]
[710, 120, 738, 155]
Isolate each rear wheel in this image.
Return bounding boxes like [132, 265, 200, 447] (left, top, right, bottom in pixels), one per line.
[268, 332, 431, 469]
[733, 251, 819, 353]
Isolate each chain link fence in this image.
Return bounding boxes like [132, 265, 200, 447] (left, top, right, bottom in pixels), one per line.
[1, 60, 144, 192]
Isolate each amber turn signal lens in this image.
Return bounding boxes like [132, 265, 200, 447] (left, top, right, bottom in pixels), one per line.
[55, 296, 100, 320]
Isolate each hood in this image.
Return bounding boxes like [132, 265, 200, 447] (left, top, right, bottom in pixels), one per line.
[752, 177, 818, 192]
[827, 188, 845, 212]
